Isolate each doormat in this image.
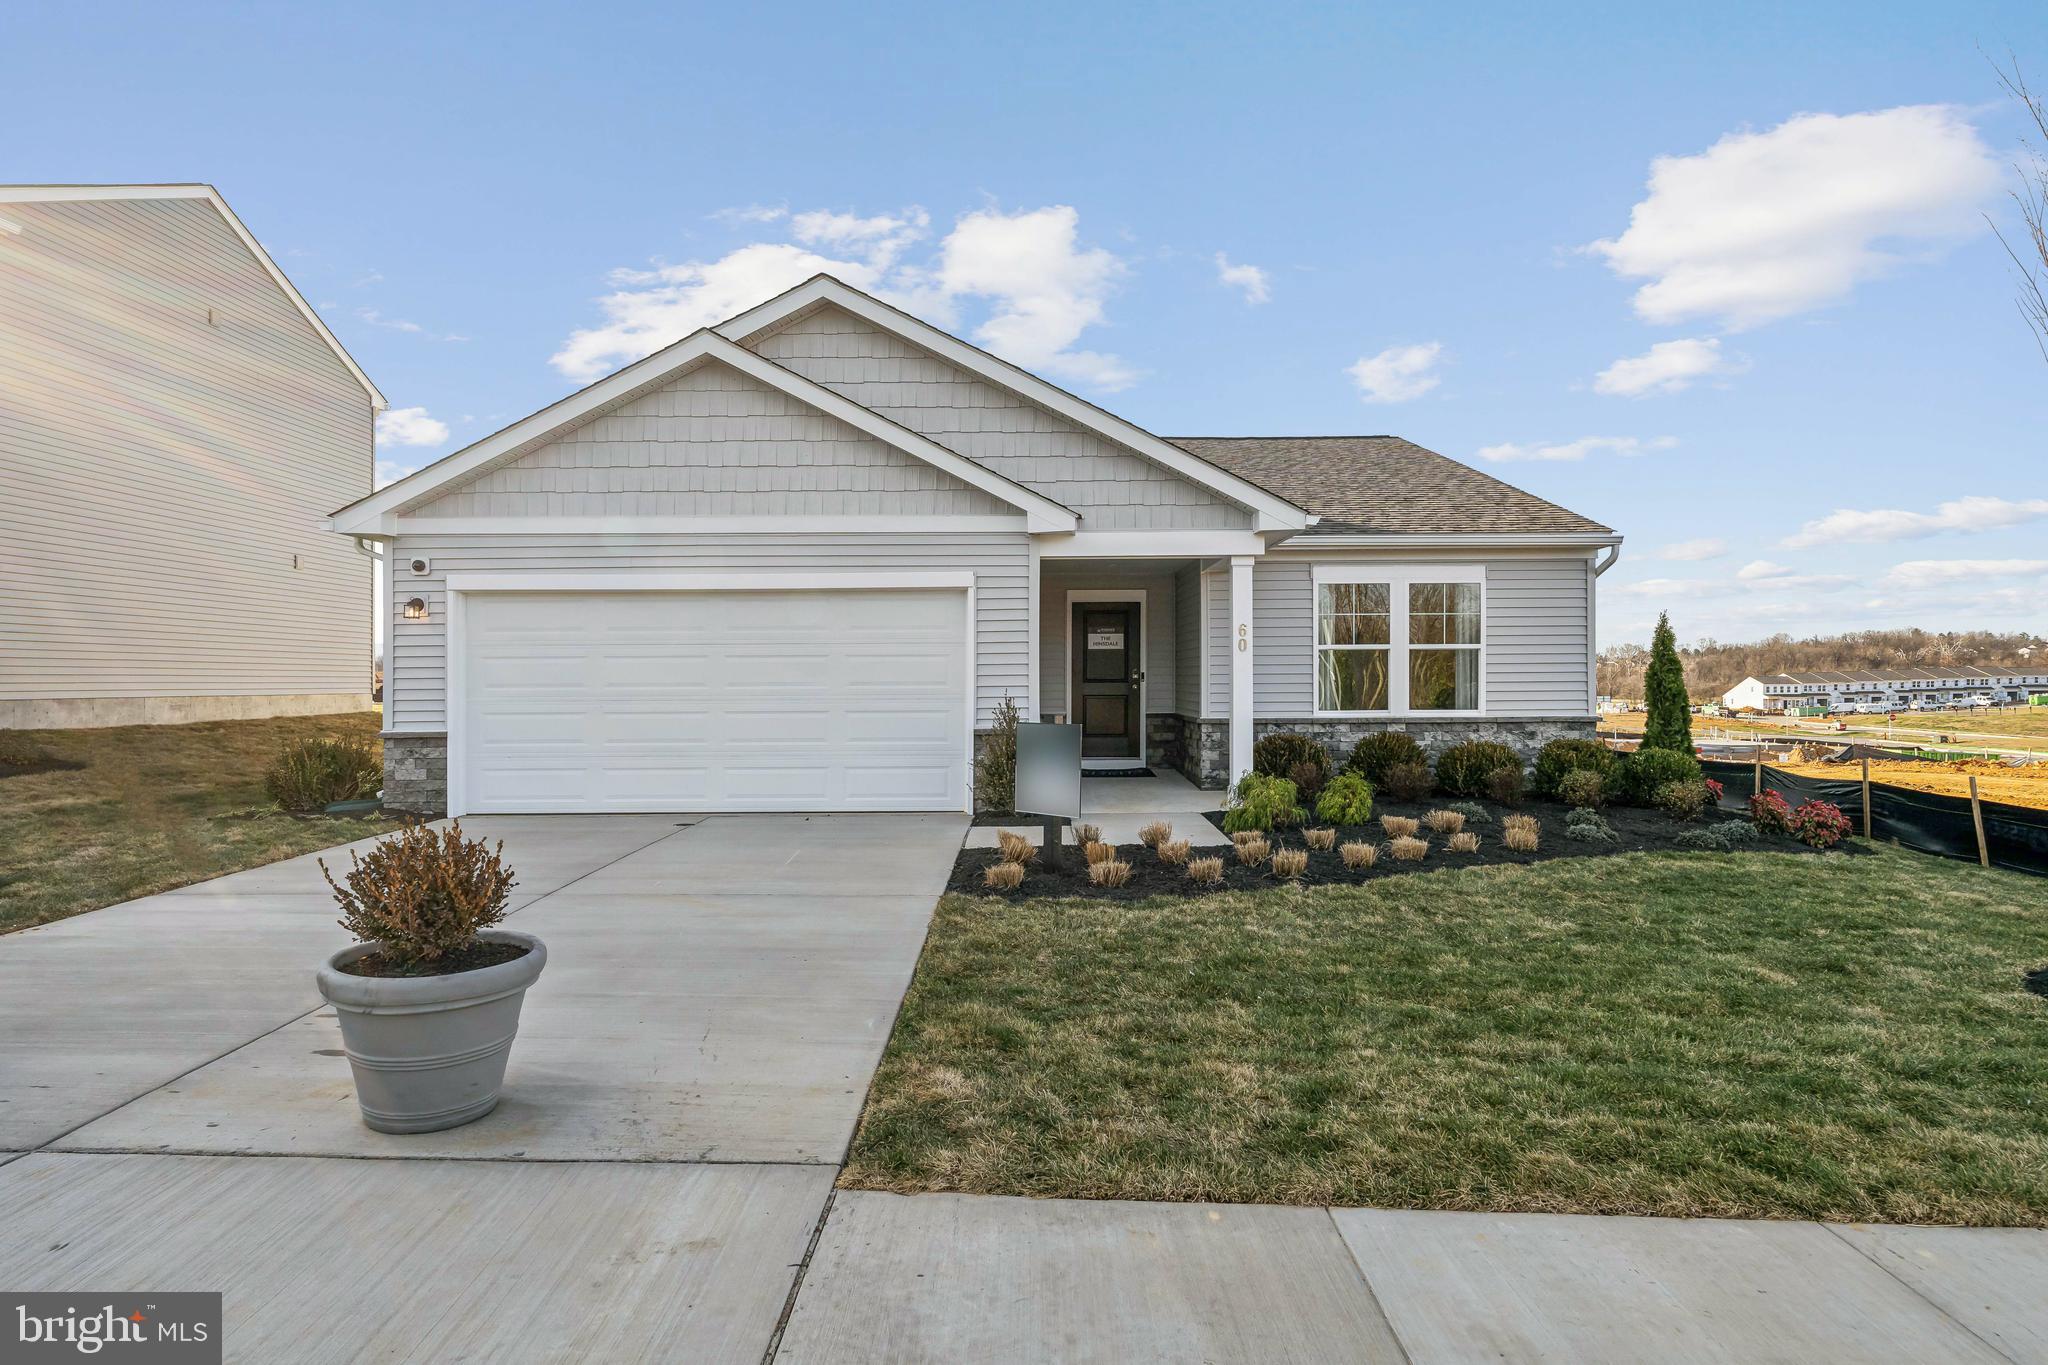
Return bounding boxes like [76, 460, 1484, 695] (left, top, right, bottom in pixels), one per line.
[1084, 766, 1155, 778]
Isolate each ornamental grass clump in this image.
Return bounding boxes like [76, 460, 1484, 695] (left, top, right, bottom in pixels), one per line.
[995, 830, 1036, 865]
[267, 737, 381, 813]
[1303, 827, 1336, 851]
[321, 821, 516, 971]
[1447, 831, 1481, 854]
[1073, 823, 1102, 846]
[1234, 835, 1271, 866]
[1422, 809, 1466, 836]
[1157, 837, 1192, 865]
[1380, 814, 1419, 839]
[1502, 818, 1540, 853]
[1388, 835, 1429, 862]
[1339, 840, 1379, 869]
[1186, 856, 1225, 885]
[1271, 847, 1309, 879]
[983, 860, 1026, 890]
[1084, 840, 1117, 866]
[1088, 859, 1134, 888]
[1138, 820, 1173, 849]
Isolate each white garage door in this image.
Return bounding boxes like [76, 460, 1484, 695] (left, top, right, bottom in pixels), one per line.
[455, 588, 968, 814]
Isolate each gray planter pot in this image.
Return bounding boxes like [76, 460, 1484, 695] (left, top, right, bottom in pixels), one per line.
[314, 929, 546, 1134]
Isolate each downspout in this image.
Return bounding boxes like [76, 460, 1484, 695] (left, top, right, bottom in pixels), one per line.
[1593, 544, 1620, 576]
[353, 536, 389, 711]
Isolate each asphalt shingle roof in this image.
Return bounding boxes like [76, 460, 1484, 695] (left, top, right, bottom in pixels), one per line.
[1168, 435, 1613, 536]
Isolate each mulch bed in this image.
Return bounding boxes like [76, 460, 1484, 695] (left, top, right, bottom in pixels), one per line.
[951, 797, 1857, 901]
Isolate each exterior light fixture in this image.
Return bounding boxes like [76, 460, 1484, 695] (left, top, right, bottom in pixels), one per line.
[402, 597, 429, 621]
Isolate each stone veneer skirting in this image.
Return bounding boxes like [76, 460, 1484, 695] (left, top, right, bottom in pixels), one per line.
[1173, 716, 1599, 790]
[382, 732, 448, 817]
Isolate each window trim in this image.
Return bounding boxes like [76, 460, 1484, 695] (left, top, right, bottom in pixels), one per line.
[1311, 564, 1486, 718]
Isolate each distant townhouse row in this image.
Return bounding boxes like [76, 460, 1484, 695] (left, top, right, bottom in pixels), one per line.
[1723, 667, 2048, 712]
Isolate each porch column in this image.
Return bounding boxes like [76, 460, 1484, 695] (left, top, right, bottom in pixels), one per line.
[1229, 554, 1254, 788]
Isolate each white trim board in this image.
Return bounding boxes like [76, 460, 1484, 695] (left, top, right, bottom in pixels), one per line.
[1063, 589, 1148, 761]
[442, 571, 976, 818]
[330, 331, 1078, 535]
[0, 183, 385, 408]
[716, 275, 1310, 533]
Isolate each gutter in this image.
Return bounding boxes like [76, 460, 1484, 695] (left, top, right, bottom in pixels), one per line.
[1278, 532, 1624, 551]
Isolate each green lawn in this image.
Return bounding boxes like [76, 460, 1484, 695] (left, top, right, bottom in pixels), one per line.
[0, 712, 401, 933]
[842, 846, 2048, 1225]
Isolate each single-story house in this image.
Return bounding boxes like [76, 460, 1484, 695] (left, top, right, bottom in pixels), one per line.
[0, 184, 382, 729]
[331, 275, 1619, 816]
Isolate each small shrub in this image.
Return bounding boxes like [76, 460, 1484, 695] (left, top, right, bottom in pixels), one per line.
[994, 830, 1036, 865]
[1653, 779, 1711, 822]
[1557, 769, 1606, 810]
[1435, 740, 1520, 797]
[1422, 809, 1466, 835]
[321, 821, 516, 969]
[1314, 772, 1375, 825]
[1447, 800, 1491, 825]
[1084, 840, 1117, 865]
[1346, 731, 1425, 785]
[1381, 814, 1420, 838]
[1287, 759, 1329, 805]
[1073, 823, 1102, 846]
[1186, 856, 1225, 885]
[267, 737, 381, 813]
[1303, 827, 1336, 851]
[1254, 731, 1328, 782]
[1381, 761, 1434, 803]
[1222, 772, 1302, 834]
[973, 695, 1021, 811]
[1271, 847, 1309, 879]
[1614, 747, 1703, 806]
[1340, 840, 1379, 869]
[1676, 820, 1762, 852]
[1532, 738, 1618, 800]
[1563, 809, 1618, 843]
[1138, 820, 1173, 848]
[983, 860, 1026, 890]
[1484, 765, 1525, 806]
[1157, 838, 1192, 865]
[1234, 835, 1271, 866]
[1749, 790, 1793, 835]
[1088, 859, 1134, 888]
[1503, 813, 1540, 840]
[1389, 835, 1430, 862]
[1788, 799, 1852, 849]
[1447, 831, 1481, 854]
[1503, 823, 1539, 853]
[1704, 777, 1725, 805]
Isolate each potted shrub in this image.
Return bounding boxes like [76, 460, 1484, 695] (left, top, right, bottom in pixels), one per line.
[316, 823, 542, 1133]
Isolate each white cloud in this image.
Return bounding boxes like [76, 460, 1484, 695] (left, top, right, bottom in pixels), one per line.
[1657, 537, 1727, 561]
[1476, 434, 1676, 463]
[1593, 337, 1747, 396]
[1347, 342, 1444, 403]
[1214, 252, 1270, 304]
[357, 307, 422, 334]
[1784, 496, 2048, 548]
[374, 406, 449, 449]
[1881, 559, 2048, 589]
[552, 204, 1136, 390]
[1589, 105, 2000, 329]
[1615, 560, 1852, 599]
[374, 458, 425, 489]
[1735, 559, 1791, 581]
[710, 204, 787, 225]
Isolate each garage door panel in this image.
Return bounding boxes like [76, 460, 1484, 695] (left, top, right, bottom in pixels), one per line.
[458, 588, 967, 813]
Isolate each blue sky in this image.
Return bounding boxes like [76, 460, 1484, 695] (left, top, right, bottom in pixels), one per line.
[11, 0, 2048, 647]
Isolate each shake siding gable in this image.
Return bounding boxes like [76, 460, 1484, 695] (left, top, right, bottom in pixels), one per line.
[748, 306, 1252, 531]
[407, 360, 1011, 519]
[0, 195, 371, 705]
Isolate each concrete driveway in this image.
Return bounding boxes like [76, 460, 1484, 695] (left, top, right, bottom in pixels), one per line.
[0, 812, 962, 1361]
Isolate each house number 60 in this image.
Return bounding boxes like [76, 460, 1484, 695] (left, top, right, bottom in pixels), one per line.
[1237, 624, 1248, 652]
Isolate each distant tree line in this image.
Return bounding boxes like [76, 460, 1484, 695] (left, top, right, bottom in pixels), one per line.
[1597, 628, 2048, 702]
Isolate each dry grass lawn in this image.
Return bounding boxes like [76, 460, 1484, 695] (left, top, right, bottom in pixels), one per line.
[0, 712, 400, 933]
[842, 846, 2048, 1224]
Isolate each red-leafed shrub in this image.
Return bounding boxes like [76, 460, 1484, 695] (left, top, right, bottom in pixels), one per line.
[1787, 800, 1851, 850]
[1748, 789, 1793, 835]
[1704, 777, 1724, 804]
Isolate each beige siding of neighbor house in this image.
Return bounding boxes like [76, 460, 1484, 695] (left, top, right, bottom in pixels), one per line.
[1206, 551, 1596, 718]
[386, 532, 1030, 732]
[1034, 560, 1181, 720]
[0, 195, 373, 724]
[747, 306, 1251, 531]
[408, 359, 1010, 519]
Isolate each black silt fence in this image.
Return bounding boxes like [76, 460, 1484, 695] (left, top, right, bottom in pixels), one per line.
[1700, 759, 2048, 878]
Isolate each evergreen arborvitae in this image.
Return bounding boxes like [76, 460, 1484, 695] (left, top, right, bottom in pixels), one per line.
[1640, 612, 1694, 754]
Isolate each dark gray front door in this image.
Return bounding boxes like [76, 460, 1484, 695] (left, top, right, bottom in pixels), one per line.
[1073, 603, 1141, 759]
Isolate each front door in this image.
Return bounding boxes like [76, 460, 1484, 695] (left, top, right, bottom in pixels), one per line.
[1072, 602, 1141, 759]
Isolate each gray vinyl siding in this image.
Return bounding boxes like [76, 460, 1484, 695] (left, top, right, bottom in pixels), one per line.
[409, 360, 1009, 519]
[387, 532, 1029, 731]
[1205, 552, 1595, 718]
[0, 196, 372, 702]
[749, 306, 1251, 531]
[1174, 563, 1202, 717]
[1035, 561, 1178, 719]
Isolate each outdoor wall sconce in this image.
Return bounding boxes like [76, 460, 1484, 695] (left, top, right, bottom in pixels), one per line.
[402, 597, 429, 621]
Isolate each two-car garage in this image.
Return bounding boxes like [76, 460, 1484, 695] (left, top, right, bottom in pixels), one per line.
[448, 579, 972, 815]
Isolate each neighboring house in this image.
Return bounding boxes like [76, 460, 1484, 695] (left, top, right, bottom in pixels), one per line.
[1724, 668, 2048, 712]
[331, 275, 1619, 816]
[0, 184, 382, 729]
